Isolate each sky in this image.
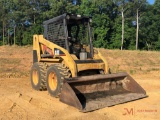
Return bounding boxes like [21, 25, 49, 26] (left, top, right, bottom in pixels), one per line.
[147, 0, 155, 4]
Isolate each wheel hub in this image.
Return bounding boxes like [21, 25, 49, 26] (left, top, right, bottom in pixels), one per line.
[32, 69, 38, 85]
[48, 72, 57, 91]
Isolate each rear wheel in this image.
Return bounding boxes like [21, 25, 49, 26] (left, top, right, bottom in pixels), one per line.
[30, 62, 47, 91]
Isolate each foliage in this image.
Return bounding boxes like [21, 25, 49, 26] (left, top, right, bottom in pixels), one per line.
[0, 0, 159, 50]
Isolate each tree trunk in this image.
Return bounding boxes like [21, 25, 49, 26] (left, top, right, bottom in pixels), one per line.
[2, 22, 5, 45]
[8, 29, 9, 45]
[34, 15, 35, 24]
[136, 9, 139, 50]
[121, 9, 124, 50]
[14, 26, 16, 45]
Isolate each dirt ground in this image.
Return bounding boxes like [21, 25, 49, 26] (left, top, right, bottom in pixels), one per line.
[0, 46, 160, 120]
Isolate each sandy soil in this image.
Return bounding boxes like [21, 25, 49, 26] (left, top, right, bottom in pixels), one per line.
[0, 46, 160, 120]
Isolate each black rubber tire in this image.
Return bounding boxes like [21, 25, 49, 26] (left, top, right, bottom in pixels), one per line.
[46, 64, 64, 97]
[30, 62, 47, 91]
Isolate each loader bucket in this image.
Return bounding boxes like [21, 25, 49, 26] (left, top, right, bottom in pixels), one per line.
[59, 72, 147, 112]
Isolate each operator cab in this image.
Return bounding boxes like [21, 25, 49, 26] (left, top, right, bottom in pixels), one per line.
[66, 14, 93, 59]
[43, 13, 93, 60]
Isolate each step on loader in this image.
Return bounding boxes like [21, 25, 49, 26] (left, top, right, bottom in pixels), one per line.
[30, 13, 147, 112]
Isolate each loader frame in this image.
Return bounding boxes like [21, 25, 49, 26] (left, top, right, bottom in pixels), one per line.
[33, 35, 109, 77]
[33, 13, 109, 78]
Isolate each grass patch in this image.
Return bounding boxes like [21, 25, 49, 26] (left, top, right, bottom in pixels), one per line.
[129, 69, 136, 75]
[0, 58, 20, 64]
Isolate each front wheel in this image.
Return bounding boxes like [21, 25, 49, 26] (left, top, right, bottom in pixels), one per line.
[46, 64, 63, 97]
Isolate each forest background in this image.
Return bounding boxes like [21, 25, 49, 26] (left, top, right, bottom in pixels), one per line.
[0, 0, 159, 50]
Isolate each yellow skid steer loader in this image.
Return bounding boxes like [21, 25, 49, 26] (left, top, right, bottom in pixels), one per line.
[30, 13, 147, 112]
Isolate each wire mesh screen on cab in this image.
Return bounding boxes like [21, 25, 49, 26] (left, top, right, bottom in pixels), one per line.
[46, 20, 66, 48]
